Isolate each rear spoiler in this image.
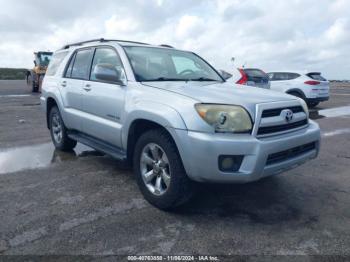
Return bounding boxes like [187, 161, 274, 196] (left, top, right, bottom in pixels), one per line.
[306, 72, 321, 76]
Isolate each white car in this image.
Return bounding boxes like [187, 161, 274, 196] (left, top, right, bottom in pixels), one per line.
[267, 71, 330, 108]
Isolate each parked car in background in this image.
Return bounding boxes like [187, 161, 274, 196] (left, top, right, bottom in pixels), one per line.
[267, 71, 329, 108]
[236, 68, 270, 89]
[220, 68, 270, 89]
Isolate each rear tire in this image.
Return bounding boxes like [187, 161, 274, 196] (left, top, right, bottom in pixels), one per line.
[49, 106, 77, 151]
[133, 129, 195, 210]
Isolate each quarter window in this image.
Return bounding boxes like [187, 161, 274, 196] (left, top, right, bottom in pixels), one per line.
[46, 51, 68, 76]
[65, 53, 76, 78]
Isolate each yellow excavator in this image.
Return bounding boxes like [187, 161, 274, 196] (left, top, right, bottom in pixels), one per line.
[26, 51, 53, 92]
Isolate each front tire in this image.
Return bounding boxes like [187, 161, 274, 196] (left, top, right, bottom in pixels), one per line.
[49, 106, 77, 151]
[133, 129, 194, 210]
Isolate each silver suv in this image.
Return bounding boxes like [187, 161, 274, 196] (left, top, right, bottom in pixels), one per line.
[41, 39, 321, 209]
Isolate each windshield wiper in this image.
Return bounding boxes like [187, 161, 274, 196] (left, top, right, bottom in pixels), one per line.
[142, 77, 185, 82]
[188, 77, 220, 81]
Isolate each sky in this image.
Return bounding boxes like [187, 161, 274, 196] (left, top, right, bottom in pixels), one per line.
[0, 0, 349, 79]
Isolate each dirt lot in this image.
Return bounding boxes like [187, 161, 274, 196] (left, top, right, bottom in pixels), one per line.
[0, 80, 350, 260]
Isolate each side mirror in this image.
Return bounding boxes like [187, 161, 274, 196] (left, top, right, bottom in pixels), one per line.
[94, 63, 126, 85]
[219, 69, 232, 80]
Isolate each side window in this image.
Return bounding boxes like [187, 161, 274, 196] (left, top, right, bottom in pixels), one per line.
[90, 48, 125, 82]
[288, 73, 300, 80]
[273, 73, 282, 81]
[172, 56, 201, 74]
[64, 53, 76, 78]
[273, 73, 288, 81]
[71, 49, 94, 80]
[46, 51, 68, 76]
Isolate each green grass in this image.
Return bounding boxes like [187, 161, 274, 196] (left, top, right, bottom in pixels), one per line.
[0, 68, 27, 80]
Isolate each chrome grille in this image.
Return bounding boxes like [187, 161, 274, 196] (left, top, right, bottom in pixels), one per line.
[261, 106, 304, 118]
[255, 103, 308, 137]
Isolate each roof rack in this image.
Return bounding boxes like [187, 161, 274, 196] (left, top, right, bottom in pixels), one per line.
[61, 38, 150, 49]
[159, 44, 174, 48]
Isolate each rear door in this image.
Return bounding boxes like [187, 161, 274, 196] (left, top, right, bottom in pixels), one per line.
[60, 48, 94, 131]
[81, 47, 126, 147]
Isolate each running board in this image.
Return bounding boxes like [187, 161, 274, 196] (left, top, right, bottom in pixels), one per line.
[68, 131, 127, 161]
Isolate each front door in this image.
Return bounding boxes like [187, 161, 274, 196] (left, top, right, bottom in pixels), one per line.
[81, 47, 126, 148]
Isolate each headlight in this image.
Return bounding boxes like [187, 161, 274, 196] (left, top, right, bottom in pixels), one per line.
[298, 98, 309, 118]
[195, 104, 252, 133]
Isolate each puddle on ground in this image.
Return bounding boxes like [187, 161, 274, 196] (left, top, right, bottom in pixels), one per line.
[0, 94, 31, 98]
[309, 105, 350, 120]
[0, 143, 104, 174]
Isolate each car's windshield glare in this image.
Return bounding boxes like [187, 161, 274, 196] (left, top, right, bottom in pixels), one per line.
[123, 46, 223, 82]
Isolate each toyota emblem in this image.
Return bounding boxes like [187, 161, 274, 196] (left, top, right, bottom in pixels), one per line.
[281, 109, 293, 122]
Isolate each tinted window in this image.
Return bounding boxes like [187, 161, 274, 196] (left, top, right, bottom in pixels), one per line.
[269, 72, 296, 81]
[244, 69, 266, 78]
[307, 73, 326, 81]
[71, 49, 94, 79]
[90, 48, 124, 82]
[46, 51, 68, 76]
[244, 69, 268, 82]
[287, 73, 300, 80]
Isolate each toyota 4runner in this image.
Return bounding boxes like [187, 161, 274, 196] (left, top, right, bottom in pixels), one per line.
[41, 38, 321, 209]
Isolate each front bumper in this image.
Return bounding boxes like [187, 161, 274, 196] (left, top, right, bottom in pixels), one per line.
[172, 120, 320, 183]
[306, 96, 329, 103]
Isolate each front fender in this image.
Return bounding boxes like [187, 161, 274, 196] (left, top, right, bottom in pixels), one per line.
[121, 101, 187, 149]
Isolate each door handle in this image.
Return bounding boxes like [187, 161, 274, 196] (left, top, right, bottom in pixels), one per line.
[83, 84, 91, 91]
[61, 81, 67, 87]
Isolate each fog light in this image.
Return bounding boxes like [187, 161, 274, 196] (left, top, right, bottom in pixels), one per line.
[218, 155, 244, 172]
[221, 157, 234, 169]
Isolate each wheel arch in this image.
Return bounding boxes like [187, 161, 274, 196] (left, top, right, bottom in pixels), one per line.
[125, 118, 185, 165]
[46, 97, 58, 129]
[286, 88, 306, 99]
[123, 102, 188, 163]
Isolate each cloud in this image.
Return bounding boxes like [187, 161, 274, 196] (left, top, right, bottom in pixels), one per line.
[0, 0, 349, 79]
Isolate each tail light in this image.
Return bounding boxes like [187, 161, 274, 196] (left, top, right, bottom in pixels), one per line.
[236, 69, 248, 85]
[304, 80, 320, 85]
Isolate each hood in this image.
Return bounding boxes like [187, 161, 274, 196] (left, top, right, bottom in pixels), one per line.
[142, 81, 297, 115]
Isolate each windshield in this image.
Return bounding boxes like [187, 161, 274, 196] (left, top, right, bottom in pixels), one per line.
[38, 52, 53, 66]
[123, 46, 223, 82]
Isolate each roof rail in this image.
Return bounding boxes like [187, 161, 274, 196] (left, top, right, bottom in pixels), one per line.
[62, 38, 107, 49]
[159, 44, 174, 48]
[61, 38, 150, 49]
